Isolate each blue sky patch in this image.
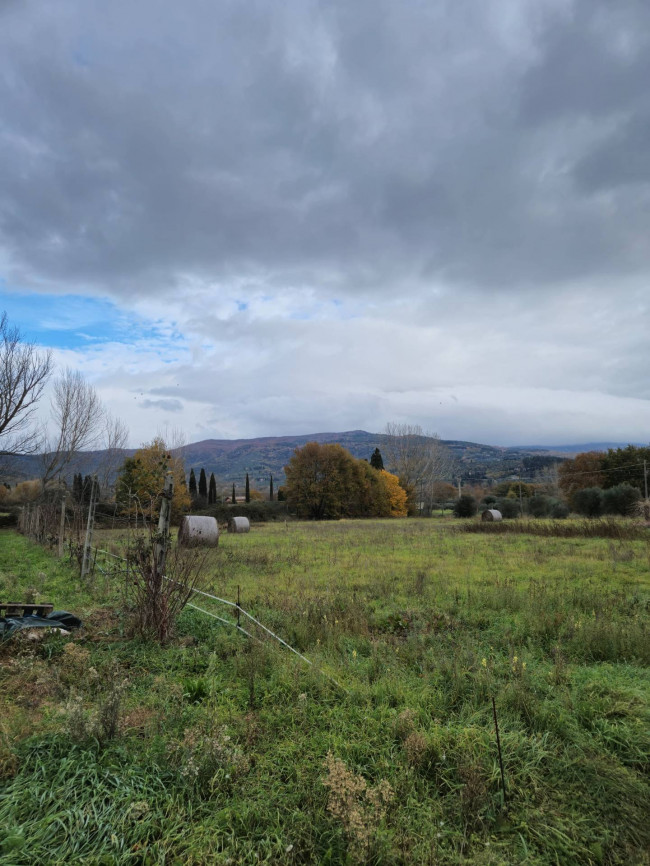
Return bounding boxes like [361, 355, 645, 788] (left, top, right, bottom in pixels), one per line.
[0, 289, 166, 350]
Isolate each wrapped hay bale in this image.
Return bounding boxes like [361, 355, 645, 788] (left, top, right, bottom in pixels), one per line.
[481, 509, 502, 522]
[228, 516, 250, 534]
[178, 516, 219, 547]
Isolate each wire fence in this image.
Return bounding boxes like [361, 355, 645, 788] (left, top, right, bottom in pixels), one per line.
[90, 545, 348, 694]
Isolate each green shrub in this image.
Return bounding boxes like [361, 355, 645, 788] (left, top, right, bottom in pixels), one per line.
[602, 483, 641, 516]
[496, 497, 520, 518]
[528, 495, 552, 518]
[571, 487, 604, 517]
[196, 501, 290, 523]
[453, 494, 477, 518]
[550, 499, 569, 519]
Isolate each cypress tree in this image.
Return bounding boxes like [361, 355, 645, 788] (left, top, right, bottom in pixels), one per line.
[73, 473, 83, 503]
[189, 469, 197, 500]
[370, 448, 384, 470]
[245, 473, 250, 503]
[231, 483, 236, 504]
[208, 473, 217, 505]
[83, 475, 93, 505]
[269, 474, 274, 501]
[198, 468, 208, 501]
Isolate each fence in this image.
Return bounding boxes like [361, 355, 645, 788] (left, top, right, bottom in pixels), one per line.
[90, 544, 347, 693]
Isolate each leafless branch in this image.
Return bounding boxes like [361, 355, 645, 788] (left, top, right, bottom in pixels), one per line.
[41, 368, 105, 484]
[0, 312, 53, 458]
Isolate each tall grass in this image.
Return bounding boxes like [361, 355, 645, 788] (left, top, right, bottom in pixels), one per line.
[461, 517, 648, 539]
[1, 523, 649, 864]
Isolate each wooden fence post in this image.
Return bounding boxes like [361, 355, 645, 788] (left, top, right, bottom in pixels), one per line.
[81, 476, 99, 580]
[58, 495, 66, 558]
[154, 472, 174, 577]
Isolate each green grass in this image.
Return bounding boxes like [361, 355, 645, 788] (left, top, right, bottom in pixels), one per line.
[1, 522, 649, 864]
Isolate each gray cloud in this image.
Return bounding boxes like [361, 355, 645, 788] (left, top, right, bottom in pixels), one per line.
[2, 0, 650, 445]
[140, 398, 183, 412]
[2, 0, 649, 297]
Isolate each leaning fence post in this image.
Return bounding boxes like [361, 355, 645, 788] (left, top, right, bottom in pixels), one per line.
[492, 696, 508, 806]
[154, 472, 174, 577]
[81, 475, 99, 580]
[58, 494, 66, 558]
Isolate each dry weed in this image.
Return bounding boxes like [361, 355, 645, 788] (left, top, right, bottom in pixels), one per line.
[168, 726, 249, 793]
[403, 730, 428, 767]
[322, 752, 394, 863]
[393, 708, 417, 741]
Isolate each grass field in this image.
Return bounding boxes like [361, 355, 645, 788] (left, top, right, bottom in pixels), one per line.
[1, 520, 649, 865]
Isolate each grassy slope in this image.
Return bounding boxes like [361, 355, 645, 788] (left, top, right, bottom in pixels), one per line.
[0, 522, 649, 865]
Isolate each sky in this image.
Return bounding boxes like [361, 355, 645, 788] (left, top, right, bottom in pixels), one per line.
[1, 0, 649, 448]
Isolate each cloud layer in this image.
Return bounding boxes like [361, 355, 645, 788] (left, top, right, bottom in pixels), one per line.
[1, 0, 649, 445]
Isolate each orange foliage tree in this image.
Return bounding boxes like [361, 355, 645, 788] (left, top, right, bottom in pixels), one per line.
[379, 470, 408, 517]
[558, 451, 605, 498]
[116, 437, 190, 522]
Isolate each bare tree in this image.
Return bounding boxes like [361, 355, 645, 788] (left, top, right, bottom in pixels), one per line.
[97, 413, 129, 492]
[382, 422, 455, 513]
[534, 463, 561, 498]
[41, 369, 105, 484]
[0, 312, 53, 458]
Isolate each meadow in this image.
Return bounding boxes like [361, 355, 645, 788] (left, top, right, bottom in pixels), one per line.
[1, 519, 649, 865]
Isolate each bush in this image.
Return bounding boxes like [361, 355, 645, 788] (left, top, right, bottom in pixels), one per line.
[496, 498, 520, 519]
[571, 487, 604, 517]
[453, 494, 477, 518]
[528, 495, 551, 518]
[602, 484, 641, 516]
[549, 499, 569, 519]
[196, 501, 290, 523]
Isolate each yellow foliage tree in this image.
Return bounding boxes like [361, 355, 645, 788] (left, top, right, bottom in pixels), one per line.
[116, 436, 190, 522]
[379, 470, 408, 517]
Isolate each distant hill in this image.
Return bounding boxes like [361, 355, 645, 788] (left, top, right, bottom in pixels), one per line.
[516, 442, 646, 455]
[5, 431, 640, 490]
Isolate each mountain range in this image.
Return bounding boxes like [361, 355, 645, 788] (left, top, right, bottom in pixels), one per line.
[4, 431, 638, 490]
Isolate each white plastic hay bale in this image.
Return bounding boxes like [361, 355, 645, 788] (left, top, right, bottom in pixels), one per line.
[228, 516, 250, 534]
[481, 508, 502, 522]
[178, 516, 219, 547]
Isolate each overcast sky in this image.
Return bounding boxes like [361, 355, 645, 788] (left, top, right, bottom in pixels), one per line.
[1, 0, 649, 447]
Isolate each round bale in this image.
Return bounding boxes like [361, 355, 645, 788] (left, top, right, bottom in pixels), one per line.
[178, 516, 219, 547]
[481, 508, 502, 522]
[228, 516, 250, 534]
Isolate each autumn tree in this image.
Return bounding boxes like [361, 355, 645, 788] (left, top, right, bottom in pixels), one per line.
[379, 470, 408, 517]
[285, 442, 404, 520]
[285, 443, 360, 519]
[116, 436, 190, 522]
[558, 452, 605, 498]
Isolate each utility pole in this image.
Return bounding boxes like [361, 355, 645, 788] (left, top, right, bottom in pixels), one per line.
[644, 459, 648, 501]
[457, 477, 461, 498]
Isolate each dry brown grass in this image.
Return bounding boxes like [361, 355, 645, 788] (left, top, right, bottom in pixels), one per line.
[322, 752, 394, 863]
